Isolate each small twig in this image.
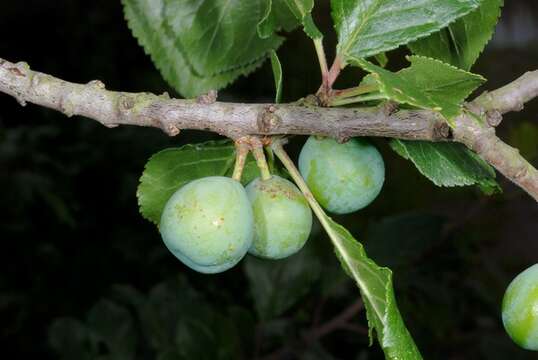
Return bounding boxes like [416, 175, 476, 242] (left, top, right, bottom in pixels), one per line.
[1, 57, 538, 202]
[317, 56, 344, 102]
[259, 299, 366, 360]
[327, 56, 343, 90]
[311, 297, 327, 326]
[0, 58, 448, 141]
[455, 100, 538, 202]
[303, 299, 365, 342]
[474, 70, 538, 115]
[339, 323, 369, 335]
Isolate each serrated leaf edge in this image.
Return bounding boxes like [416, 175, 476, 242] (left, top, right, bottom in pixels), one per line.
[352, 55, 486, 119]
[465, 0, 504, 70]
[161, 1, 284, 77]
[389, 139, 497, 188]
[122, 0, 273, 97]
[408, 0, 505, 71]
[338, 0, 482, 62]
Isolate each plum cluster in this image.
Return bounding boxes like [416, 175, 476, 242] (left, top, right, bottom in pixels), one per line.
[159, 137, 384, 273]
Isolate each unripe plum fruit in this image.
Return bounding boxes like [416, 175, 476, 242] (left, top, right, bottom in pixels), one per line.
[298, 136, 384, 214]
[246, 176, 312, 259]
[159, 176, 254, 274]
[502, 263, 538, 351]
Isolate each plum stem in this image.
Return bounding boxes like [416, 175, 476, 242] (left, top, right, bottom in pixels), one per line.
[2, 57, 538, 201]
[232, 141, 249, 181]
[252, 144, 272, 181]
[271, 139, 325, 219]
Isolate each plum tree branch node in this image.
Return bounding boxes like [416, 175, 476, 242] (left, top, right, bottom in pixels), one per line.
[1, 57, 537, 202]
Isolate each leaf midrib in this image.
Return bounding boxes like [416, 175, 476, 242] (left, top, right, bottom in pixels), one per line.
[340, 1, 383, 58]
[322, 217, 386, 324]
[202, 0, 233, 63]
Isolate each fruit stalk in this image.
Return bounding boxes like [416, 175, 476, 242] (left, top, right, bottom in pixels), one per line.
[1, 58, 538, 202]
[251, 141, 272, 181]
[232, 141, 249, 181]
[271, 139, 329, 225]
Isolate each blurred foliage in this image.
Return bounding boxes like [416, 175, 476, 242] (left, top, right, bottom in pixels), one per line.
[39, 210, 536, 360]
[1, 0, 537, 359]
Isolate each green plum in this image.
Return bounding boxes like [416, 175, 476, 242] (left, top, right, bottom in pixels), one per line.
[159, 176, 254, 274]
[246, 176, 312, 259]
[298, 136, 384, 214]
[502, 263, 538, 351]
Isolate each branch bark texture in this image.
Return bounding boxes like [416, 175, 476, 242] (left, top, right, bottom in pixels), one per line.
[475, 70, 538, 114]
[0, 58, 448, 141]
[1, 57, 538, 202]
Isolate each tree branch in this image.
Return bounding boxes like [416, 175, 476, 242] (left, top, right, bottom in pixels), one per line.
[1, 57, 538, 202]
[0, 58, 448, 141]
[453, 110, 538, 202]
[302, 299, 365, 342]
[259, 299, 366, 360]
[474, 70, 538, 115]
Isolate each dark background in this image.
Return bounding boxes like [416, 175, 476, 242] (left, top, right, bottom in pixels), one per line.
[1, 1, 537, 359]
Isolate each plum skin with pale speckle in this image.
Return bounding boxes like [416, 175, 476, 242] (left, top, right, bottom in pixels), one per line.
[246, 176, 312, 259]
[298, 136, 385, 214]
[502, 263, 538, 351]
[159, 176, 254, 274]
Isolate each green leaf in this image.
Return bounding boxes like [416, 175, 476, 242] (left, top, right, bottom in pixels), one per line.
[135, 276, 202, 350]
[320, 216, 423, 359]
[122, 0, 267, 97]
[137, 140, 236, 225]
[128, 278, 244, 359]
[174, 310, 243, 360]
[301, 14, 323, 39]
[332, 0, 481, 62]
[390, 139, 500, 193]
[283, 0, 322, 39]
[272, 142, 422, 359]
[244, 243, 322, 320]
[283, 0, 313, 19]
[353, 56, 485, 120]
[409, 0, 503, 70]
[374, 52, 388, 67]
[270, 50, 283, 103]
[163, 0, 283, 77]
[258, 0, 299, 39]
